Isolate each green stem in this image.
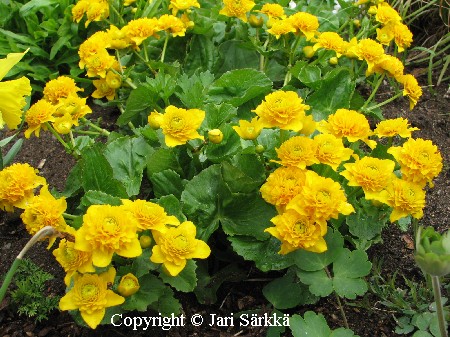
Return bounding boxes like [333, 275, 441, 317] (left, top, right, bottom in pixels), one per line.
[133, 51, 157, 74]
[80, 118, 110, 136]
[125, 78, 138, 89]
[0, 226, 56, 303]
[365, 91, 403, 111]
[260, 36, 270, 72]
[63, 212, 78, 220]
[161, 34, 170, 63]
[431, 276, 448, 337]
[325, 267, 349, 329]
[361, 73, 385, 110]
[45, 122, 71, 151]
[71, 130, 102, 136]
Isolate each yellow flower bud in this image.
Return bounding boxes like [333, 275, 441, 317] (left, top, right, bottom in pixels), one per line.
[208, 129, 223, 144]
[248, 15, 264, 28]
[329, 56, 338, 65]
[117, 273, 140, 297]
[255, 144, 265, 153]
[303, 46, 315, 58]
[353, 19, 361, 28]
[105, 71, 122, 89]
[139, 235, 152, 248]
[148, 111, 162, 129]
[368, 6, 377, 15]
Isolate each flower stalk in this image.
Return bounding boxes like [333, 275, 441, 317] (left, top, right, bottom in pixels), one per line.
[0, 226, 56, 303]
[431, 275, 448, 337]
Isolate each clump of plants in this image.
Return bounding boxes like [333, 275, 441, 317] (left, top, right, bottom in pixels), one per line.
[0, 0, 447, 335]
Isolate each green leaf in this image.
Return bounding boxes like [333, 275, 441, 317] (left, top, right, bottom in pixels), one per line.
[296, 269, 333, 297]
[333, 248, 371, 299]
[292, 61, 322, 89]
[184, 35, 217, 75]
[175, 71, 215, 109]
[263, 270, 317, 309]
[79, 144, 127, 198]
[129, 249, 159, 278]
[159, 260, 197, 292]
[157, 194, 187, 222]
[117, 84, 157, 126]
[228, 236, 295, 272]
[181, 165, 232, 240]
[148, 287, 181, 316]
[221, 153, 266, 193]
[293, 229, 345, 271]
[216, 40, 259, 74]
[412, 332, 433, 337]
[289, 311, 359, 337]
[203, 103, 237, 129]
[220, 193, 275, 240]
[104, 136, 152, 197]
[346, 198, 389, 250]
[306, 67, 355, 121]
[121, 273, 166, 311]
[150, 169, 184, 199]
[3, 138, 23, 167]
[80, 190, 122, 208]
[146, 148, 181, 176]
[208, 68, 272, 107]
[204, 124, 241, 163]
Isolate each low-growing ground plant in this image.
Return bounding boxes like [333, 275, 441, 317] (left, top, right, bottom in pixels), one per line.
[0, 0, 448, 335]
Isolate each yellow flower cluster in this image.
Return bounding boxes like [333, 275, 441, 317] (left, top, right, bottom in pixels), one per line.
[72, 0, 110, 27]
[76, 10, 196, 101]
[24, 76, 91, 137]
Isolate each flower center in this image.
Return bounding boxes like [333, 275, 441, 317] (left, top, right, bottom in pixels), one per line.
[103, 217, 118, 232]
[81, 284, 98, 299]
[170, 116, 185, 130]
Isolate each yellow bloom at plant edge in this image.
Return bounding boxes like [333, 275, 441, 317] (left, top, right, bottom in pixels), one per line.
[374, 117, 419, 138]
[259, 3, 286, 20]
[399, 74, 422, 110]
[313, 133, 353, 171]
[372, 54, 404, 80]
[150, 221, 211, 276]
[0, 163, 46, 212]
[286, 170, 354, 226]
[354, 38, 385, 76]
[260, 166, 306, 212]
[148, 110, 163, 129]
[169, 0, 200, 16]
[388, 138, 443, 188]
[371, 178, 426, 222]
[52, 113, 74, 134]
[158, 14, 187, 37]
[74, 205, 142, 267]
[232, 117, 264, 140]
[313, 32, 346, 57]
[393, 22, 413, 53]
[54, 94, 92, 125]
[24, 99, 57, 138]
[52, 239, 95, 286]
[85, 1, 110, 28]
[21, 185, 68, 236]
[121, 199, 180, 232]
[59, 268, 124, 329]
[78, 32, 112, 69]
[289, 12, 319, 41]
[253, 91, 310, 131]
[92, 78, 116, 101]
[117, 273, 140, 297]
[376, 25, 394, 46]
[84, 49, 116, 78]
[160, 105, 205, 147]
[219, 0, 256, 23]
[340, 157, 396, 200]
[122, 18, 161, 47]
[267, 19, 296, 39]
[0, 50, 32, 130]
[317, 109, 376, 149]
[71, 0, 89, 23]
[375, 2, 401, 25]
[43, 76, 82, 104]
[272, 136, 319, 169]
[265, 209, 327, 255]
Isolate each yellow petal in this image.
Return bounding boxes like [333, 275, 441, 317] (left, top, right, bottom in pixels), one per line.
[92, 248, 114, 267]
[189, 240, 211, 259]
[0, 50, 28, 80]
[116, 238, 142, 258]
[105, 290, 125, 307]
[164, 259, 186, 276]
[59, 291, 78, 311]
[304, 237, 327, 253]
[81, 308, 105, 329]
[0, 77, 32, 129]
[150, 245, 165, 263]
[74, 228, 91, 252]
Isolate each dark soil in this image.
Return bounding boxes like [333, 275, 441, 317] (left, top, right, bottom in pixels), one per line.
[0, 81, 448, 337]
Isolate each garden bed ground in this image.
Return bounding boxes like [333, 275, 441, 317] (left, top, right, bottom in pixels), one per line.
[0, 78, 448, 337]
